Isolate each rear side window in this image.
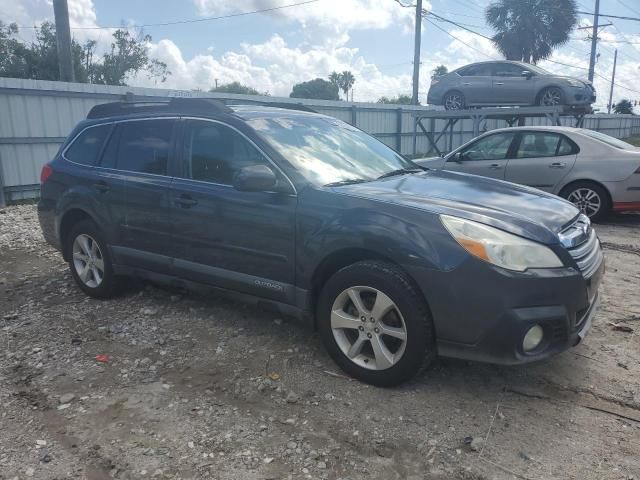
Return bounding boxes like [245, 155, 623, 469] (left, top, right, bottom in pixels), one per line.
[64, 124, 111, 166]
[515, 132, 577, 158]
[458, 64, 493, 77]
[100, 119, 175, 175]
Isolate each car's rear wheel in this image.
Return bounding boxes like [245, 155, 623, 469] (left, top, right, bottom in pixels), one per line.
[443, 91, 465, 110]
[560, 181, 611, 222]
[537, 87, 565, 106]
[65, 220, 120, 298]
[317, 260, 435, 387]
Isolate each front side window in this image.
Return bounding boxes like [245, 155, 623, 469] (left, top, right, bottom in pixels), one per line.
[101, 119, 175, 174]
[459, 133, 515, 161]
[494, 63, 526, 77]
[181, 120, 269, 185]
[65, 124, 111, 166]
[247, 115, 418, 186]
[515, 133, 568, 158]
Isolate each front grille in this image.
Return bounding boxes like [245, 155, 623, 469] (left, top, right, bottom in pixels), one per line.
[568, 229, 602, 278]
[560, 216, 603, 279]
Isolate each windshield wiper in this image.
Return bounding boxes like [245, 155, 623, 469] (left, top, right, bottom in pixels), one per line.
[324, 178, 371, 187]
[376, 168, 423, 180]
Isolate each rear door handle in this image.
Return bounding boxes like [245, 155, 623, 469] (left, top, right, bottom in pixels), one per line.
[175, 194, 198, 208]
[462, 82, 471, 85]
[549, 162, 566, 169]
[495, 82, 505, 85]
[488, 163, 503, 169]
[93, 181, 109, 193]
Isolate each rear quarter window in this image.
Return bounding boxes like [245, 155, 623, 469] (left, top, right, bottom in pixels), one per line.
[64, 124, 111, 166]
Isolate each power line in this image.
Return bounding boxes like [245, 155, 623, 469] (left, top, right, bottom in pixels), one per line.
[423, 17, 497, 60]
[576, 10, 640, 23]
[17, 0, 321, 30]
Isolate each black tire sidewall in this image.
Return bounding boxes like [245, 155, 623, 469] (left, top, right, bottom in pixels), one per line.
[561, 182, 611, 222]
[66, 220, 119, 299]
[317, 261, 434, 387]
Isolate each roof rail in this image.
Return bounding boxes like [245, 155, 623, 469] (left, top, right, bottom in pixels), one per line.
[227, 101, 317, 114]
[86, 96, 232, 119]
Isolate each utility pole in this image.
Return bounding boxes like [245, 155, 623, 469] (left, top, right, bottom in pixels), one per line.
[411, 0, 423, 105]
[53, 0, 75, 82]
[607, 48, 617, 114]
[588, 0, 599, 83]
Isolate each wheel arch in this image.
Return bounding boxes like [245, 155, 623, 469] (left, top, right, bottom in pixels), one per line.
[59, 208, 99, 261]
[309, 247, 433, 330]
[558, 178, 612, 203]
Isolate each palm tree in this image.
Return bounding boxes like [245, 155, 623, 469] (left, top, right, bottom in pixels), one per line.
[485, 0, 577, 64]
[341, 70, 355, 101]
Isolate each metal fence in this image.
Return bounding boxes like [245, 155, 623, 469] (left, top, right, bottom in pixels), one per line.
[2, 76, 640, 204]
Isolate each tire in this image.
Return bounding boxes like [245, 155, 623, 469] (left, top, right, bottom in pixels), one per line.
[65, 220, 120, 299]
[560, 181, 611, 222]
[537, 87, 565, 106]
[443, 91, 466, 110]
[317, 260, 436, 387]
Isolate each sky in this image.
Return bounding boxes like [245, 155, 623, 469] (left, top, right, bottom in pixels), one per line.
[3, 0, 640, 109]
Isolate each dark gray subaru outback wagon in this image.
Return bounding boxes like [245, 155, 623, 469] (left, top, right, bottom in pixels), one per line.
[38, 98, 604, 386]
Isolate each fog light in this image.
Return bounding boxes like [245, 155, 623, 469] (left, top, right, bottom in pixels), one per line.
[523, 325, 544, 352]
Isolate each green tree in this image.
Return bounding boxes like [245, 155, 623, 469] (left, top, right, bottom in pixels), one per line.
[431, 65, 448, 79]
[210, 81, 263, 95]
[0, 22, 169, 85]
[377, 94, 413, 105]
[340, 70, 355, 101]
[485, 0, 577, 64]
[94, 29, 169, 86]
[329, 71, 342, 90]
[290, 78, 340, 100]
[613, 99, 634, 115]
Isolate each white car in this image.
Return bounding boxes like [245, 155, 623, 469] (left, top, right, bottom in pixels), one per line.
[416, 126, 640, 221]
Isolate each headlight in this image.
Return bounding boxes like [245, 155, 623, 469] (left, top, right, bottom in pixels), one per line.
[566, 79, 584, 87]
[441, 215, 563, 271]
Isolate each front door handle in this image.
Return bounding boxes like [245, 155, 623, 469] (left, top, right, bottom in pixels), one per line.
[549, 162, 566, 169]
[93, 181, 109, 193]
[463, 82, 471, 85]
[175, 194, 198, 208]
[488, 163, 503, 169]
[495, 82, 505, 85]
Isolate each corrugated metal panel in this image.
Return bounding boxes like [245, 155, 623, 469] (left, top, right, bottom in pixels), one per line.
[2, 76, 640, 203]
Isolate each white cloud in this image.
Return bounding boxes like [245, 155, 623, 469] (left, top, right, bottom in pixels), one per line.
[140, 35, 415, 100]
[193, 0, 423, 41]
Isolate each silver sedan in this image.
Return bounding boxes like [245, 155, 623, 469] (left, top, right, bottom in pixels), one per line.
[417, 126, 640, 221]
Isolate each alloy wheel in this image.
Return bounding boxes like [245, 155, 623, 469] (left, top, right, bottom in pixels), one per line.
[330, 286, 407, 371]
[72, 234, 105, 288]
[567, 188, 601, 218]
[444, 93, 464, 110]
[540, 88, 562, 106]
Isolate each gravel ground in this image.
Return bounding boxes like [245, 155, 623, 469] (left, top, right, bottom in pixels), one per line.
[1, 204, 639, 480]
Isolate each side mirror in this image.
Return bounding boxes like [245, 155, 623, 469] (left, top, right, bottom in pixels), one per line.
[449, 152, 463, 163]
[521, 70, 533, 79]
[233, 164, 277, 192]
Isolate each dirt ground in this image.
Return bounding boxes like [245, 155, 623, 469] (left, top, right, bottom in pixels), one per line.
[1, 204, 639, 480]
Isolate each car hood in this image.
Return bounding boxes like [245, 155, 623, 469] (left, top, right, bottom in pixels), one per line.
[334, 170, 580, 244]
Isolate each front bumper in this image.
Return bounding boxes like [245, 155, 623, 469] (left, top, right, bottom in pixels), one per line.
[404, 249, 604, 365]
[565, 85, 596, 105]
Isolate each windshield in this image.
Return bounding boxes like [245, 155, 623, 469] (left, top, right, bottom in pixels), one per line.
[578, 129, 637, 150]
[247, 115, 418, 186]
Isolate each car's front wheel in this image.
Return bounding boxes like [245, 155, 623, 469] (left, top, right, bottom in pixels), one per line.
[560, 181, 611, 222]
[65, 220, 120, 298]
[317, 260, 435, 386]
[538, 87, 565, 106]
